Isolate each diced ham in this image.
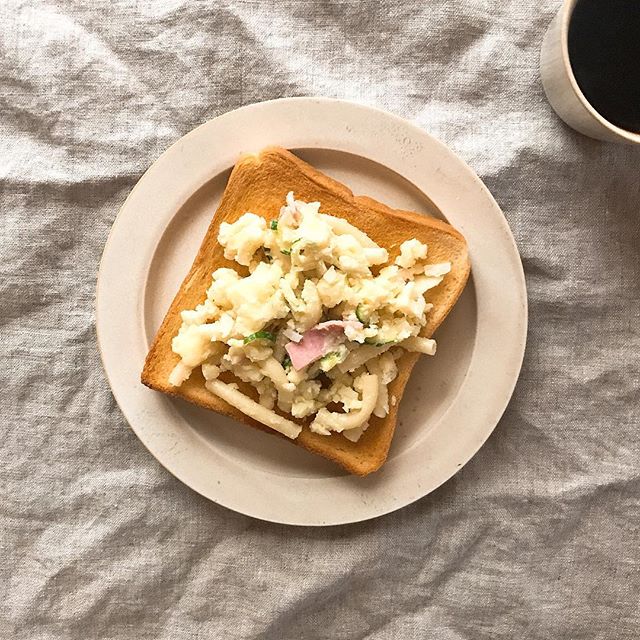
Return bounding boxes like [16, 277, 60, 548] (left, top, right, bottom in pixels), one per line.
[285, 320, 362, 370]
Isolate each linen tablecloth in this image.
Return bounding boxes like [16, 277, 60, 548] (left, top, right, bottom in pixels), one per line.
[2, 1, 638, 638]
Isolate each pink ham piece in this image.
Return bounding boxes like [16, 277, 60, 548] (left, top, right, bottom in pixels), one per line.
[285, 320, 362, 370]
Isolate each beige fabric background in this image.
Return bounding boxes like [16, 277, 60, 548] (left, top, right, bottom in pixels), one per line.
[1, 1, 639, 638]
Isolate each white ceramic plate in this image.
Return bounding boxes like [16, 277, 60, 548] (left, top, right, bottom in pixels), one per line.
[97, 98, 527, 526]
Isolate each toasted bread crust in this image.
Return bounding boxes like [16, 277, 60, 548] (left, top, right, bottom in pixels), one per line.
[141, 147, 470, 475]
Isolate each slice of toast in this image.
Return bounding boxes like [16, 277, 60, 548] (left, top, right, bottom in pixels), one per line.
[142, 147, 470, 475]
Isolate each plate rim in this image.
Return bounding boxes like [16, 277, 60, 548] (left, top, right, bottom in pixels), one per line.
[97, 97, 528, 526]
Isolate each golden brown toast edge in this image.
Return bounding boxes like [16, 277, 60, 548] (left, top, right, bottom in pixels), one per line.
[141, 147, 470, 476]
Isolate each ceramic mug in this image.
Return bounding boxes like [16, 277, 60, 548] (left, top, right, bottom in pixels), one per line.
[540, 0, 640, 145]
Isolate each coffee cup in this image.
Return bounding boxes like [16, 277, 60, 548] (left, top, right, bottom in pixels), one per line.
[540, 0, 640, 145]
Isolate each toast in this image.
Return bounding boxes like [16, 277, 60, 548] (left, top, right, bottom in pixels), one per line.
[142, 147, 470, 475]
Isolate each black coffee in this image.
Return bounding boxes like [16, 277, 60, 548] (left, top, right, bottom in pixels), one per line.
[568, 0, 640, 133]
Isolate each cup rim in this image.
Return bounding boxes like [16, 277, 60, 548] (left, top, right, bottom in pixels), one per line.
[560, 0, 640, 144]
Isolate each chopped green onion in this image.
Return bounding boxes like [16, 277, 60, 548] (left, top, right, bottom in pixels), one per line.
[270, 219, 278, 230]
[243, 331, 275, 344]
[282, 355, 292, 369]
[281, 238, 301, 255]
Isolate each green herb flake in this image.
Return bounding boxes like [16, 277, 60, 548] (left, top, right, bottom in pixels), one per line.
[281, 238, 301, 256]
[243, 331, 275, 344]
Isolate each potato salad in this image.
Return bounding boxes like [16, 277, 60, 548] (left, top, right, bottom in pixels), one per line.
[168, 192, 451, 442]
